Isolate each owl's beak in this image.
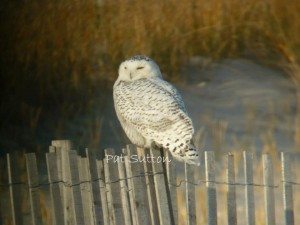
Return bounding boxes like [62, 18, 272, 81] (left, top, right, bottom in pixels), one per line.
[129, 73, 132, 79]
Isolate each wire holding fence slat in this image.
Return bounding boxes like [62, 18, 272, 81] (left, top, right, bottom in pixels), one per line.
[1, 171, 300, 189]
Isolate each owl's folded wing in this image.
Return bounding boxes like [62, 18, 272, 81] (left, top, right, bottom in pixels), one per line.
[114, 79, 192, 133]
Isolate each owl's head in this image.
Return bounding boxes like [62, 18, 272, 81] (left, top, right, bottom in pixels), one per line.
[117, 55, 162, 82]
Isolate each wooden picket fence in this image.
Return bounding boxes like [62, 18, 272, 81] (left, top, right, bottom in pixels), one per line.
[0, 140, 298, 225]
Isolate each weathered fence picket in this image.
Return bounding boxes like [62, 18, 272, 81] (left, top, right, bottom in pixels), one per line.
[7, 154, 23, 225]
[125, 145, 151, 225]
[52, 140, 73, 225]
[150, 147, 172, 225]
[85, 149, 104, 225]
[67, 150, 85, 225]
[25, 153, 42, 225]
[243, 151, 255, 225]
[96, 160, 110, 225]
[104, 148, 124, 224]
[77, 156, 94, 225]
[263, 154, 275, 225]
[226, 153, 237, 225]
[205, 151, 218, 225]
[123, 147, 137, 225]
[165, 151, 178, 225]
[1, 140, 299, 225]
[117, 157, 132, 225]
[140, 147, 160, 225]
[185, 163, 196, 225]
[46, 152, 64, 225]
[281, 152, 294, 225]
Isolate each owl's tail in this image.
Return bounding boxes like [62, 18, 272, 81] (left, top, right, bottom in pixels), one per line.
[171, 143, 201, 166]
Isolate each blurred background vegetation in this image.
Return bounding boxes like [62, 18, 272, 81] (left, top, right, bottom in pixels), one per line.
[0, 0, 300, 155]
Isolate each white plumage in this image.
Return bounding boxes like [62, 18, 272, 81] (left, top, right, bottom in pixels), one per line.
[113, 55, 200, 165]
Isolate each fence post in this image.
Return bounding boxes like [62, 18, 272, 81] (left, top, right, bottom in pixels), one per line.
[138, 147, 159, 225]
[25, 153, 43, 225]
[7, 154, 23, 225]
[124, 145, 151, 225]
[281, 152, 294, 225]
[226, 153, 237, 225]
[150, 147, 172, 225]
[262, 154, 276, 225]
[205, 151, 218, 225]
[243, 151, 255, 225]
[185, 163, 196, 225]
[46, 152, 64, 225]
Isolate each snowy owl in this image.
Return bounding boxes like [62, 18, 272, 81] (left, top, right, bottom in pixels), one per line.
[113, 55, 200, 165]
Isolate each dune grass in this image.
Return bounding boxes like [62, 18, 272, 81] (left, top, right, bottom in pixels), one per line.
[1, 0, 300, 83]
